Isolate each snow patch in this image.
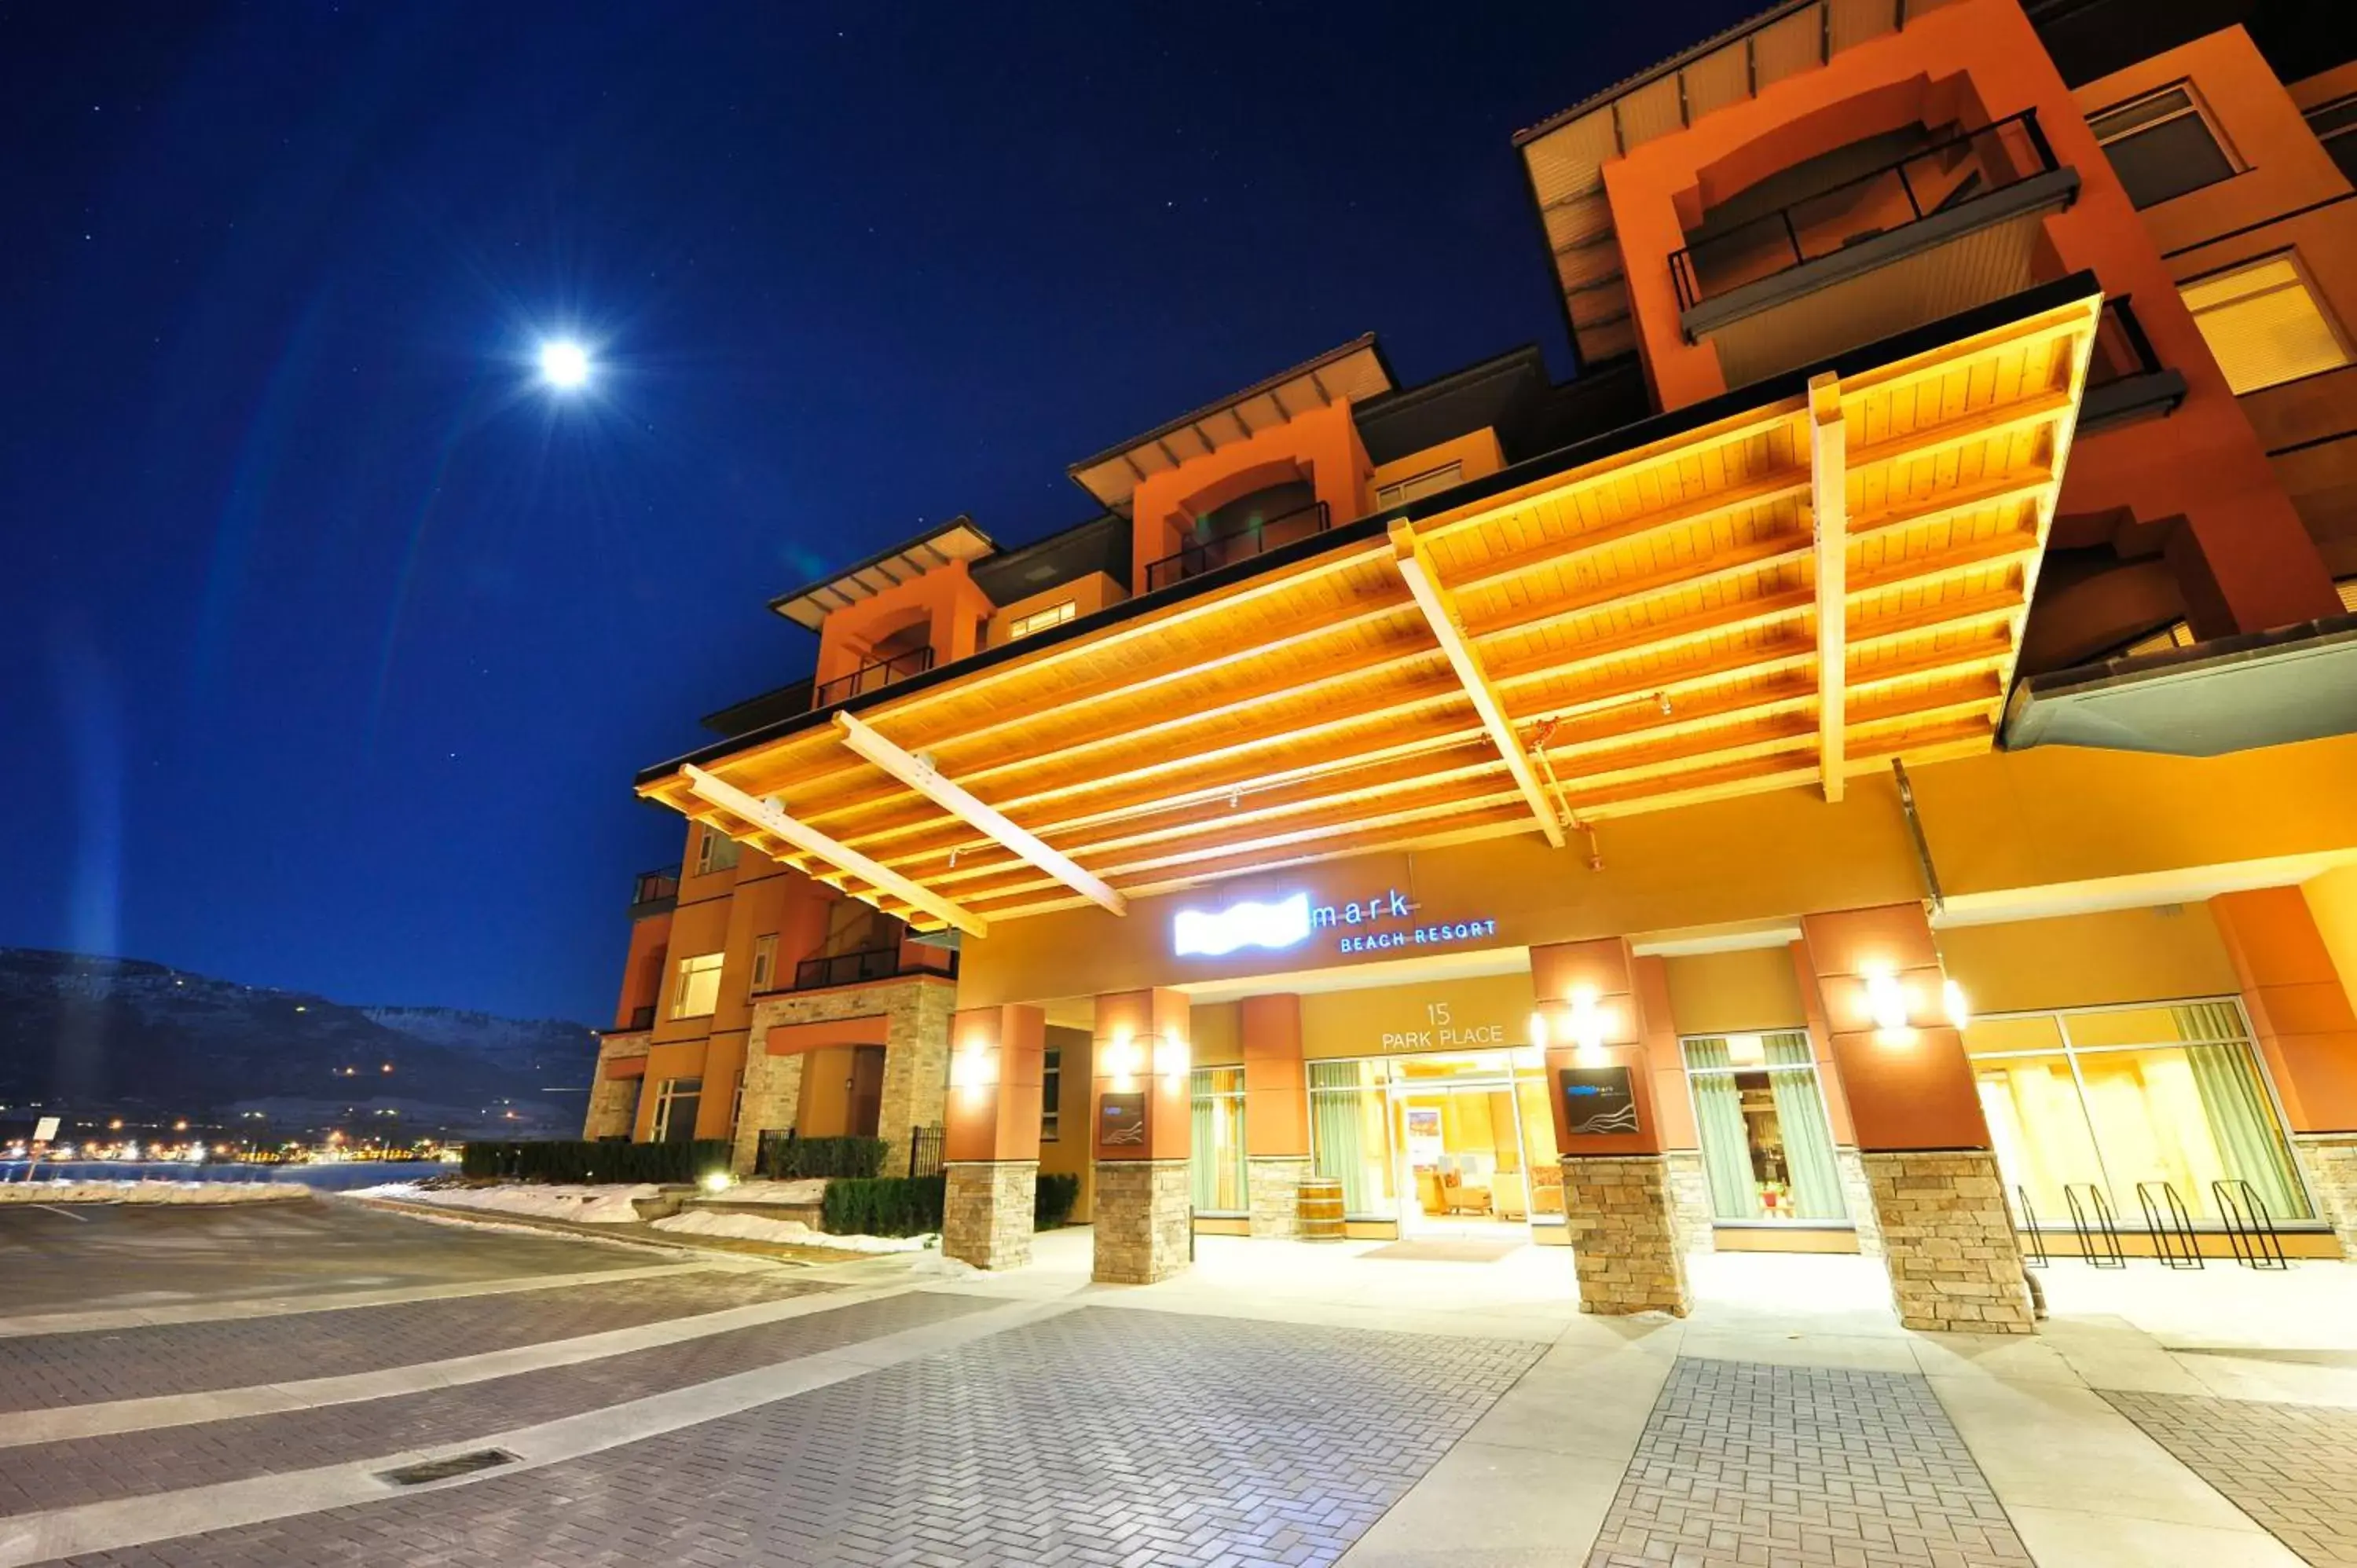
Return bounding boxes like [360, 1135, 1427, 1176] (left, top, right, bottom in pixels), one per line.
[0, 1180, 307, 1206]
[651, 1209, 933, 1253]
[357, 1182, 660, 1223]
[707, 1178, 827, 1206]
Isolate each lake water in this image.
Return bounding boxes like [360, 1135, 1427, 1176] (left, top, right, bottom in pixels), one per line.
[0, 1160, 453, 1192]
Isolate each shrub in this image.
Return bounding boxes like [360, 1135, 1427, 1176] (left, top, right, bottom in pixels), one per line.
[459, 1139, 732, 1185]
[822, 1174, 946, 1237]
[756, 1134, 886, 1181]
[1034, 1172, 1081, 1230]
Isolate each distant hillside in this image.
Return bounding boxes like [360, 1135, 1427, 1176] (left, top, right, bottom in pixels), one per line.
[0, 948, 598, 1137]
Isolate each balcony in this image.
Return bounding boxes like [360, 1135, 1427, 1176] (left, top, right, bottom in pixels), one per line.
[1670, 111, 2079, 385]
[623, 1004, 657, 1031]
[627, 865, 680, 920]
[786, 944, 959, 994]
[1143, 501, 1331, 594]
[2078, 298, 2186, 434]
[811, 647, 933, 711]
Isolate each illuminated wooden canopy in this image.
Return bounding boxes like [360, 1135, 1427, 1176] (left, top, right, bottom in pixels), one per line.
[644, 291, 2101, 930]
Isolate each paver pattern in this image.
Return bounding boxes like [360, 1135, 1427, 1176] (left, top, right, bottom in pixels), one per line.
[0, 1290, 992, 1517]
[57, 1306, 1543, 1567]
[2106, 1389, 2357, 1566]
[0, 1269, 822, 1411]
[1585, 1357, 2032, 1567]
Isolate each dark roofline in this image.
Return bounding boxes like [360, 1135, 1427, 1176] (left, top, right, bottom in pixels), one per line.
[1065, 333, 1401, 483]
[1353, 343, 1549, 418]
[639, 274, 2099, 789]
[1512, 1, 1803, 148]
[762, 515, 1000, 627]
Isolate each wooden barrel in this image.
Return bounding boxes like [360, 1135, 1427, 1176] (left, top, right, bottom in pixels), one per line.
[1297, 1176, 1346, 1241]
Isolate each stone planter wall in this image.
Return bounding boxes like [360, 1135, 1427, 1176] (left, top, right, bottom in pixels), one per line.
[1860, 1149, 2034, 1334]
[1561, 1154, 1692, 1317]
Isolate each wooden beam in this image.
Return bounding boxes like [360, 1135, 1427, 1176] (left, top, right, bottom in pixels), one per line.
[678, 764, 987, 936]
[1810, 372, 1847, 804]
[831, 712, 1127, 915]
[1389, 518, 1565, 847]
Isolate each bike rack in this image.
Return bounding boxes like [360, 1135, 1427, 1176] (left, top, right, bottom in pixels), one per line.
[2015, 1185, 2049, 1268]
[2136, 1180, 2204, 1269]
[2211, 1178, 2289, 1271]
[2063, 1182, 2126, 1267]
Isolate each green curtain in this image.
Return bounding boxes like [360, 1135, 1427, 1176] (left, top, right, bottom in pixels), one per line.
[1189, 1069, 1217, 1211]
[1308, 1061, 1371, 1216]
[1765, 1034, 1847, 1220]
[2172, 1004, 2311, 1220]
[1683, 1039, 1758, 1219]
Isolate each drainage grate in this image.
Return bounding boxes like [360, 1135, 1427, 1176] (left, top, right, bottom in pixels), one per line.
[378, 1449, 518, 1486]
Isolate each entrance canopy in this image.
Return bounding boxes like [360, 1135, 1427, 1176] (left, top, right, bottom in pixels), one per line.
[639, 286, 2102, 936]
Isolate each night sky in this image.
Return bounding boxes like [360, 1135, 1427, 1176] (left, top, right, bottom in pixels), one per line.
[1, 2, 1757, 1023]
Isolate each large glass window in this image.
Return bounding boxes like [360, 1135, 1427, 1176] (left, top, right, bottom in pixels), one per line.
[1967, 1000, 2311, 1225]
[1308, 1060, 1395, 1219]
[693, 826, 740, 876]
[1681, 1033, 1849, 1222]
[1040, 1048, 1061, 1142]
[1189, 1067, 1248, 1215]
[2091, 84, 2238, 209]
[652, 1076, 702, 1144]
[669, 952, 724, 1019]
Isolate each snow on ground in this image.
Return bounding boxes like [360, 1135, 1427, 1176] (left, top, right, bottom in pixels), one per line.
[0, 1180, 307, 1205]
[355, 1182, 660, 1223]
[651, 1209, 933, 1253]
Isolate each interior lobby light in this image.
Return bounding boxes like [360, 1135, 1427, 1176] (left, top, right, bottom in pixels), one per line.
[1726, 1033, 1766, 1067]
[1943, 978, 1971, 1030]
[1864, 967, 1911, 1032]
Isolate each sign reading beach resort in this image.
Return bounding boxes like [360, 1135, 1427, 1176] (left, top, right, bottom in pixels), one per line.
[1171, 888, 1498, 960]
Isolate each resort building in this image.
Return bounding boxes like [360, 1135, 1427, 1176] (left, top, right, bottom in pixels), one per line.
[589, 0, 2357, 1329]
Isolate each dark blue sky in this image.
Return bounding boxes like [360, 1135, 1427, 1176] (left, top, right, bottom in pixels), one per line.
[0, 2, 1753, 1022]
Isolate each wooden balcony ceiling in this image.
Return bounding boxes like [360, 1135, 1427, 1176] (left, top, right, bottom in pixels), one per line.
[643, 292, 2102, 934]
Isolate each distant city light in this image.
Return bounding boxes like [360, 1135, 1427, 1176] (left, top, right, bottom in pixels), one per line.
[539, 339, 592, 390]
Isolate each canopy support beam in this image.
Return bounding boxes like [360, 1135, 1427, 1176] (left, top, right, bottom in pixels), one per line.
[1810, 371, 1849, 804]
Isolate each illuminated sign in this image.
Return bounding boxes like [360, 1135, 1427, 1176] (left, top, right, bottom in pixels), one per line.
[1172, 892, 1313, 957]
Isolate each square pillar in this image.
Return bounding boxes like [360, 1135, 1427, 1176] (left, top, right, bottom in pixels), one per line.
[941, 1004, 1044, 1270]
[1800, 906, 2032, 1334]
[1633, 956, 1714, 1255]
[2212, 886, 2357, 1255]
[1534, 938, 1692, 1316]
[1242, 995, 1310, 1238]
[1791, 942, 1884, 1258]
[1091, 988, 1193, 1284]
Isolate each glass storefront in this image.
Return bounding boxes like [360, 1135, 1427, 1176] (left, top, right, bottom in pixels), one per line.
[1189, 1066, 1248, 1215]
[1303, 1050, 1563, 1229]
[1680, 1034, 1849, 1222]
[1967, 999, 2312, 1225]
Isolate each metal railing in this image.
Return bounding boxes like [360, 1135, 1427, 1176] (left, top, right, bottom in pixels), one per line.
[788, 944, 959, 994]
[811, 647, 934, 710]
[907, 1123, 944, 1179]
[2136, 1180, 2204, 1269]
[2212, 1179, 2290, 1271]
[2086, 297, 2165, 388]
[629, 865, 680, 916]
[1143, 502, 1331, 594]
[1670, 109, 2058, 311]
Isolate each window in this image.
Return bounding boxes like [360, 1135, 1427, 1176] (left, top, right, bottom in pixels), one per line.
[1188, 1067, 1248, 1214]
[694, 827, 740, 876]
[1375, 461, 1464, 511]
[2306, 93, 2357, 185]
[748, 934, 778, 994]
[1009, 600, 1076, 639]
[1681, 1034, 1850, 1222]
[1308, 1060, 1394, 1218]
[2182, 253, 2354, 394]
[652, 1076, 703, 1144]
[669, 952, 724, 1019]
[2091, 84, 2238, 209]
[1040, 1047, 1061, 1141]
[1967, 1000, 2311, 1226]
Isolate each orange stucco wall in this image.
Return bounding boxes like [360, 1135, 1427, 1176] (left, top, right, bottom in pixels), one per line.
[814, 558, 995, 687]
[1599, 0, 2338, 634]
[1128, 400, 1372, 594]
[1239, 994, 1309, 1158]
[2212, 886, 2357, 1133]
[944, 1004, 1045, 1163]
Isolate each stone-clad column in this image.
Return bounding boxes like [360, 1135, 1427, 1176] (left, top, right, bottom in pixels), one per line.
[1091, 987, 1193, 1284]
[1799, 906, 2032, 1334]
[1535, 938, 1692, 1317]
[940, 1004, 1043, 1271]
[1633, 956, 1714, 1255]
[1241, 994, 1312, 1239]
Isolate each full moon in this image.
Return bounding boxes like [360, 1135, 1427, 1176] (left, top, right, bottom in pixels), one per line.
[538, 339, 592, 390]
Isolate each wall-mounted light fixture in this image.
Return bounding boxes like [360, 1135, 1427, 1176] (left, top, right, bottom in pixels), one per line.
[1943, 977, 1971, 1030]
[1153, 1035, 1190, 1082]
[1862, 966, 1911, 1033]
[1527, 1010, 1550, 1051]
[950, 1036, 999, 1095]
[1567, 984, 1611, 1064]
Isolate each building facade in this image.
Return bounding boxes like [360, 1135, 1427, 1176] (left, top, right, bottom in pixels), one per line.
[592, 0, 2357, 1331]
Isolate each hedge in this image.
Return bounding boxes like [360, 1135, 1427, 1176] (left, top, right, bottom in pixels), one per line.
[756, 1134, 886, 1181]
[822, 1174, 946, 1237]
[1035, 1172, 1080, 1229]
[460, 1139, 732, 1185]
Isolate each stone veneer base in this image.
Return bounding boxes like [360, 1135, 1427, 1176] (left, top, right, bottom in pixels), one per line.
[1835, 1145, 1886, 1258]
[1660, 1149, 1715, 1255]
[1093, 1160, 1192, 1284]
[1246, 1156, 1314, 1240]
[2293, 1133, 2357, 1259]
[1561, 1154, 1692, 1317]
[944, 1160, 1037, 1272]
[1860, 1149, 2034, 1334]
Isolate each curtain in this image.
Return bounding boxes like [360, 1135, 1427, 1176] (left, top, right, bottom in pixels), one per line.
[1308, 1061, 1371, 1216]
[1765, 1034, 1847, 1220]
[1189, 1069, 1217, 1211]
[2172, 1004, 2310, 1220]
[1683, 1039, 1758, 1219]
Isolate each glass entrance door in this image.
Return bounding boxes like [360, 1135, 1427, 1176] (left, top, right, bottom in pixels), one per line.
[1387, 1053, 1535, 1238]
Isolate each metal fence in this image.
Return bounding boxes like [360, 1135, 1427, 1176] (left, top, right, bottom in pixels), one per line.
[907, 1123, 945, 1179]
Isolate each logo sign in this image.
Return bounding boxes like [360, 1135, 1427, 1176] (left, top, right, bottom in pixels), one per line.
[1096, 1092, 1148, 1152]
[1173, 892, 1311, 958]
[1560, 1066, 1640, 1136]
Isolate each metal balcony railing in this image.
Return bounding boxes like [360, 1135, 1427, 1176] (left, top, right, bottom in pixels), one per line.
[811, 647, 933, 710]
[1670, 110, 2059, 312]
[1143, 502, 1331, 594]
[628, 865, 680, 918]
[2085, 297, 2163, 387]
[788, 944, 959, 993]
